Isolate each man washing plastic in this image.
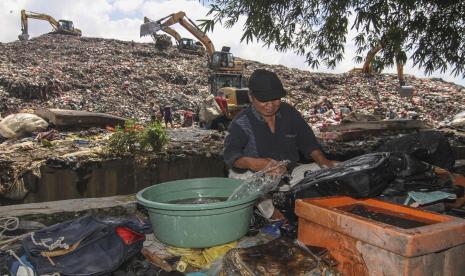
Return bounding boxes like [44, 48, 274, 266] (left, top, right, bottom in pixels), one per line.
[224, 69, 337, 176]
[224, 69, 337, 218]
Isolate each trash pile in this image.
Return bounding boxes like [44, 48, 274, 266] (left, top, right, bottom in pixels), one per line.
[0, 35, 211, 122]
[1, 212, 341, 276]
[2, 34, 465, 276]
[1, 33, 464, 203]
[1, 34, 464, 128]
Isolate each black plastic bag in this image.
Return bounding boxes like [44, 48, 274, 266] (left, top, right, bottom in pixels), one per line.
[377, 130, 455, 170]
[294, 152, 396, 198]
[273, 153, 397, 224]
[273, 152, 445, 225]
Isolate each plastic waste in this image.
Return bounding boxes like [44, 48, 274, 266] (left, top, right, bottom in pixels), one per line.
[167, 241, 237, 270]
[256, 198, 274, 219]
[452, 110, 465, 127]
[0, 113, 48, 139]
[289, 163, 321, 187]
[220, 238, 341, 275]
[198, 94, 222, 127]
[8, 255, 34, 276]
[404, 191, 457, 207]
[260, 221, 284, 238]
[228, 160, 290, 201]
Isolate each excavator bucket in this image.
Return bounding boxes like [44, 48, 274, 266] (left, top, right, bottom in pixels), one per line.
[140, 21, 162, 37]
[18, 33, 30, 41]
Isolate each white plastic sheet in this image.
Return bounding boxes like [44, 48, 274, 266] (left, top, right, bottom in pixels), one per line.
[0, 113, 48, 139]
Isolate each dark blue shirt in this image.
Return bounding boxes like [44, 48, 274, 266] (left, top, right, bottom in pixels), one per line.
[223, 102, 321, 169]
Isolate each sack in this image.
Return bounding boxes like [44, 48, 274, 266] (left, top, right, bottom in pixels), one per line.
[0, 113, 48, 138]
[22, 215, 146, 276]
[199, 95, 222, 125]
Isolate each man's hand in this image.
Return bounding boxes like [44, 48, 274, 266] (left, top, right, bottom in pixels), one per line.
[318, 159, 339, 168]
[264, 159, 288, 176]
[309, 149, 339, 168]
[233, 157, 287, 176]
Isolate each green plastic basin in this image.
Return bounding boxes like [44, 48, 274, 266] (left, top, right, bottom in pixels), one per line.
[136, 177, 259, 248]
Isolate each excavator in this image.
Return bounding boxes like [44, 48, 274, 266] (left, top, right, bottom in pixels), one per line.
[143, 16, 204, 54]
[351, 42, 414, 97]
[140, 11, 243, 73]
[140, 11, 248, 129]
[18, 9, 81, 41]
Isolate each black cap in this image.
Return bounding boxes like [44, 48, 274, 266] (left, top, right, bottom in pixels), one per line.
[248, 69, 286, 102]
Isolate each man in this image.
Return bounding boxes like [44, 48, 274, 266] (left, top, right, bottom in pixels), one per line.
[163, 106, 174, 128]
[182, 109, 194, 127]
[224, 69, 336, 176]
[215, 91, 229, 116]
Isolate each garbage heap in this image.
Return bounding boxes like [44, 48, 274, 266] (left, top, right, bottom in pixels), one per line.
[1, 34, 464, 128]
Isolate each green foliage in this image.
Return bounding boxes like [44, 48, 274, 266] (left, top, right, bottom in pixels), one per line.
[140, 121, 168, 152]
[107, 120, 168, 156]
[199, 0, 465, 77]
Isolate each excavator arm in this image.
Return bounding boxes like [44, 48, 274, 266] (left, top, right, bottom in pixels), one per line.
[160, 26, 182, 43]
[362, 42, 383, 74]
[20, 9, 60, 40]
[19, 9, 81, 41]
[141, 11, 242, 73]
[361, 42, 405, 85]
[141, 12, 215, 56]
[143, 16, 182, 44]
[167, 12, 215, 56]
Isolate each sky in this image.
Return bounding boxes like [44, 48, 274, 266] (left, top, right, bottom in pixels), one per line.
[1, 0, 464, 86]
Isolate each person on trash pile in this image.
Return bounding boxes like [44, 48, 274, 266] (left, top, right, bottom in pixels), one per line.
[150, 104, 162, 123]
[163, 106, 174, 128]
[215, 90, 229, 116]
[223, 69, 337, 177]
[182, 109, 194, 127]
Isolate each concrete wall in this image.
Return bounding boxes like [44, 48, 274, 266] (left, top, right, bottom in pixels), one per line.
[19, 155, 226, 204]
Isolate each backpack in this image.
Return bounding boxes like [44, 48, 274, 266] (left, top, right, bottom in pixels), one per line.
[21, 215, 147, 275]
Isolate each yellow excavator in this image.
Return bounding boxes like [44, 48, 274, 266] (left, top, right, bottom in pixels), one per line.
[143, 16, 204, 53]
[140, 12, 248, 129]
[351, 42, 414, 97]
[140, 11, 243, 73]
[360, 42, 405, 85]
[18, 9, 81, 41]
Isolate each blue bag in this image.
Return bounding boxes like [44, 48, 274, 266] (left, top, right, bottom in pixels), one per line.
[21, 215, 147, 275]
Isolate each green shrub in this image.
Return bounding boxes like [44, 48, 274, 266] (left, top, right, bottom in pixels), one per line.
[140, 121, 168, 152]
[107, 120, 167, 156]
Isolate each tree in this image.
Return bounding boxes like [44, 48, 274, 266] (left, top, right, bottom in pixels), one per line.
[199, 0, 464, 77]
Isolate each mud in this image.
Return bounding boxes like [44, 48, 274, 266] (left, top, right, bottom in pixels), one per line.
[342, 204, 432, 229]
[220, 238, 340, 275]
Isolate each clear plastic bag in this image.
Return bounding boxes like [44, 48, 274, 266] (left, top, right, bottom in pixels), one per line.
[228, 160, 290, 201]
